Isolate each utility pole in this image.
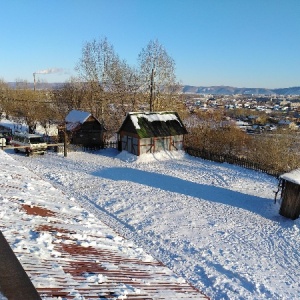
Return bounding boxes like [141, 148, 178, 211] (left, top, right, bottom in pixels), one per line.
[149, 68, 155, 112]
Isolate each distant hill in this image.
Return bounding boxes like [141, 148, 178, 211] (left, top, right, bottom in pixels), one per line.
[182, 85, 300, 95]
[7, 82, 300, 95]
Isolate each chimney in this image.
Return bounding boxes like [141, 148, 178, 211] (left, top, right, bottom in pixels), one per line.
[33, 73, 36, 91]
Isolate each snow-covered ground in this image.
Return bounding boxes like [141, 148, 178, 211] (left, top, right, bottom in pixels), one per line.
[1, 149, 205, 300]
[0, 293, 7, 300]
[3, 147, 299, 300]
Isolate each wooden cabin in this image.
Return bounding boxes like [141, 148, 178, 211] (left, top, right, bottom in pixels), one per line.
[59, 110, 105, 148]
[117, 111, 188, 156]
[279, 169, 300, 220]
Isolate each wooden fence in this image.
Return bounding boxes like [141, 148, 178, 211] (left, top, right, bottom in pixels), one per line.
[7, 138, 280, 177]
[55, 141, 118, 154]
[103, 141, 118, 149]
[185, 147, 280, 177]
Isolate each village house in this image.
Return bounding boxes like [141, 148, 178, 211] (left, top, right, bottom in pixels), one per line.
[117, 111, 188, 156]
[58, 110, 105, 148]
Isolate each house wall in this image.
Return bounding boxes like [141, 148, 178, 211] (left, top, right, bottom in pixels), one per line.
[150, 135, 185, 153]
[280, 180, 300, 220]
[172, 135, 185, 150]
[70, 117, 104, 148]
[120, 132, 185, 156]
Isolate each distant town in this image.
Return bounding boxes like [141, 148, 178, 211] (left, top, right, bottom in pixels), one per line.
[183, 92, 300, 133]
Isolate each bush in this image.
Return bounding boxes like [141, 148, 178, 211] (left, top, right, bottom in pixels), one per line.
[247, 133, 300, 174]
[185, 124, 251, 157]
[184, 116, 300, 175]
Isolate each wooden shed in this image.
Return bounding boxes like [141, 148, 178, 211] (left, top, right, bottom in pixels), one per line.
[278, 169, 300, 220]
[117, 111, 188, 156]
[59, 110, 105, 148]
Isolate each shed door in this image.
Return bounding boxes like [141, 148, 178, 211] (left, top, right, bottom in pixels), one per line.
[127, 136, 132, 153]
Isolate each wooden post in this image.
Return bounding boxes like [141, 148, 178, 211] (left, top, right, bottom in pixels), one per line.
[64, 123, 67, 157]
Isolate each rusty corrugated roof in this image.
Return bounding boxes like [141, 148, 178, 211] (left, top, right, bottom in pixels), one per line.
[0, 152, 208, 300]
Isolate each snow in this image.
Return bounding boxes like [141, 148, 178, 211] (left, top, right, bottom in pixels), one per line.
[1, 146, 299, 300]
[65, 110, 91, 124]
[129, 112, 183, 130]
[1, 149, 204, 300]
[64, 110, 95, 131]
[0, 293, 7, 300]
[280, 168, 300, 185]
[0, 115, 58, 136]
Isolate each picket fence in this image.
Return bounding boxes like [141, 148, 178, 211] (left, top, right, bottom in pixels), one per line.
[184, 147, 280, 177]
[55, 141, 118, 153]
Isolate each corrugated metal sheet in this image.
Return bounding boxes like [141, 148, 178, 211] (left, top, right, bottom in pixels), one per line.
[0, 159, 208, 300]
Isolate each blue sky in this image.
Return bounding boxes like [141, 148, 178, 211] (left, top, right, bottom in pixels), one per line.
[1, 0, 299, 88]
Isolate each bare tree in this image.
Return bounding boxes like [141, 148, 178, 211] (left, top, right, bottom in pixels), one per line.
[138, 39, 179, 111]
[102, 60, 141, 136]
[4, 79, 55, 134]
[75, 37, 142, 137]
[0, 79, 11, 116]
[51, 77, 90, 119]
[75, 37, 120, 122]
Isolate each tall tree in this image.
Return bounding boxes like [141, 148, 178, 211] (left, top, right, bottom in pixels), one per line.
[4, 79, 55, 134]
[51, 77, 88, 118]
[0, 79, 10, 116]
[75, 37, 141, 137]
[76, 37, 121, 122]
[138, 39, 179, 111]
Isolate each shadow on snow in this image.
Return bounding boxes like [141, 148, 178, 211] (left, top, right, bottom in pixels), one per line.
[92, 167, 276, 219]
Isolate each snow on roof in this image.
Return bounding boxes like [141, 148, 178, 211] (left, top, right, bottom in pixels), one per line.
[280, 168, 300, 185]
[65, 110, 91, 124]
[66, 122, 80, 131]
[129, 111, 183, 130]
[0, 150, 206, 299]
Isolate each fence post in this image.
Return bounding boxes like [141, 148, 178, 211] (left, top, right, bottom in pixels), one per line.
[63, 124, 67, 157]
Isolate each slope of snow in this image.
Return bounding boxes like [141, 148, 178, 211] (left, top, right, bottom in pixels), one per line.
[3, 148, 300, 299]
[0, 149, 205, 299]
